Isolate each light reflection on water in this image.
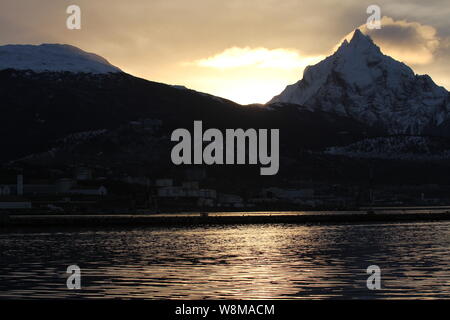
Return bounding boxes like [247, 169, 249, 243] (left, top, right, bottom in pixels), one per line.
[0, 221, 449, 299]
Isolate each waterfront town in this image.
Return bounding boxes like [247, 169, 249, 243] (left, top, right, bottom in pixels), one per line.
[1, 165, 448, 214]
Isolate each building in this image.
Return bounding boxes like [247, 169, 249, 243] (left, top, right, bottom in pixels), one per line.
[157, 186, 186, 198]
[262, 187, 314, 201]
[0, 175, 23, 196]
[218, 193, 244, 207]
[69, 186, 108, 196]
[156, 179, 217, 208]
[123, 176, 152, 186]
[1, 175, 106, 196]
[74, 167, 93, 181]
[155, 179, 173, 187]
[182, 181, 199, 189]
[0, 202, 32, 209]
[0, 186, 11, 196]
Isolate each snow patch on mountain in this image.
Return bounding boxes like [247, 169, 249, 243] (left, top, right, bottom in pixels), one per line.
[0, 44, 122, 74]
[269, 29, 450, 134]
[58, 129, 109, 145]
[16, 129, 109, 162]
[325, 136, 450, 160]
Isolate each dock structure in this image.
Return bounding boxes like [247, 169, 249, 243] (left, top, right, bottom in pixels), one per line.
[1, 211, 450, 227]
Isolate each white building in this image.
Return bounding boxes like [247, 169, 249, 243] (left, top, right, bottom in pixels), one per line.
[157, 186, 216, 200]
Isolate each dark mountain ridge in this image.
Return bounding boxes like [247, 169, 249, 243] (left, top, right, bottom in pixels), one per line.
[1, 39, 450, 190]
[0, 68, 378, 165]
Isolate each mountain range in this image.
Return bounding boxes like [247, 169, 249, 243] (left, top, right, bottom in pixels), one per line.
[1, 30, 450, 184]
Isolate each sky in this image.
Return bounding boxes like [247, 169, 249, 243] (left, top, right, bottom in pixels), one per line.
[1, 0, 449, 104]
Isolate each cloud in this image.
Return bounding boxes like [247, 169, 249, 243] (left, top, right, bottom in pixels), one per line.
[187, 47, 325, 70]
[342, 17, 441, 65]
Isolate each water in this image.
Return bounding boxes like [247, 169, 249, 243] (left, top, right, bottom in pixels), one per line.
[0, 221, 449, 299]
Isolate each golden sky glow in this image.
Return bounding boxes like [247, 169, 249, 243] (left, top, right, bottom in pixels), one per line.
[190, 47, 324, 70]
[182, 47, 324, 104]
[1, 0, 449, 104]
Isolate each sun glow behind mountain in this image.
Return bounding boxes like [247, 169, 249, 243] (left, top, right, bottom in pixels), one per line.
[174, 16, 446, 105]
[181, 47, 325, 104]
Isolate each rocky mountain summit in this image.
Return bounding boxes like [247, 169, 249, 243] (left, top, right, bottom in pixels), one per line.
[270, 29, 450, 135]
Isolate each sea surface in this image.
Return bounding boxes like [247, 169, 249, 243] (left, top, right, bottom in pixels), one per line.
[0, 220, 449, 299]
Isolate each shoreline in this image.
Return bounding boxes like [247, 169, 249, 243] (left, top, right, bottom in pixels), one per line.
[1, 211, 450, 228]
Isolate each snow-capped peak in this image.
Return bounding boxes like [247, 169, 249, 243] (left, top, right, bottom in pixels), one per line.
[347, 29, 375, 48]
[269, 29, 450, 134]
[0, 43, 122, 74]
